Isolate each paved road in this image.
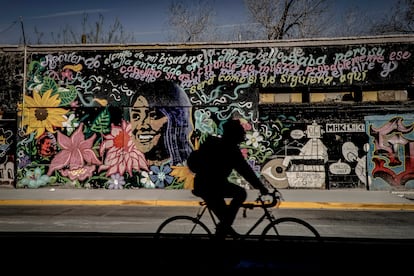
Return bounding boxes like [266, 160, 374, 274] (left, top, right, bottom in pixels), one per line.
[1, 205, 413, 239]
[1, 187, 413, 273]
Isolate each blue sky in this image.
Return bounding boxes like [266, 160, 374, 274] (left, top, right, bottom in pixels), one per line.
[0, 0, 398, 44]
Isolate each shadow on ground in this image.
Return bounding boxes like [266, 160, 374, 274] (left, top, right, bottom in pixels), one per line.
[1, 232, 412, 274]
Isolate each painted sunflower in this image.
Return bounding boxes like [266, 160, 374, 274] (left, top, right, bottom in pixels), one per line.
[22, 89, 68, 139]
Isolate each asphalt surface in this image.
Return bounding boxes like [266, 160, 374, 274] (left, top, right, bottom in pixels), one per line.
[1, 187, 413, 273]
[0, 187, 413, 210]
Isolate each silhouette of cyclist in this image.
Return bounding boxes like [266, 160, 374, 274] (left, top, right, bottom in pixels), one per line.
[191, 118, 269, 238]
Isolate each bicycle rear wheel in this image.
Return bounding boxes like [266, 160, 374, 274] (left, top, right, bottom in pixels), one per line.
[261, 217, 321, 241]
[155, 215, 213, 239]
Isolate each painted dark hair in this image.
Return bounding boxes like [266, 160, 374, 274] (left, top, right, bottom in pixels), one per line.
[130, 80, 194, 165]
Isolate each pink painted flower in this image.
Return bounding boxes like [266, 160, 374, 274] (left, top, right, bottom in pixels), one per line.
[240, 148, 248, 159]
[99, 119, 148, 176]
[239, 118, 252, 131]
[47, 123, 102, 181]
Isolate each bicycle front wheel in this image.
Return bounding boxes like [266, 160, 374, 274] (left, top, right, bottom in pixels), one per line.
[261, 217, 321, 241]
[155, 215, 213, 239]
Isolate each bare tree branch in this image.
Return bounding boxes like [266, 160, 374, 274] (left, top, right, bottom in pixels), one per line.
[166, 0, 216, 42]
[33, 27, 44, 45]
[371, 0, 414, 34]
[37, 13, 134, 44]
[244, 0, 331, 40]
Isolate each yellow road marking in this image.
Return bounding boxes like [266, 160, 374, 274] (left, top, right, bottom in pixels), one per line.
[0, 199, 413, 210]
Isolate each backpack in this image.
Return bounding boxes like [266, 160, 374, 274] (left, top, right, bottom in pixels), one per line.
[187, 149, 202, 174]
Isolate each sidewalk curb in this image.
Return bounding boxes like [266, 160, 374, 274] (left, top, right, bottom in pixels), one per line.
[1, 199, 414, 210]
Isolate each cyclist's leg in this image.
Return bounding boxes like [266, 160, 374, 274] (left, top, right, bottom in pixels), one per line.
[222, 183, 247, 227]
[206, 184, 246, 237]
[202, 194, 227, 229]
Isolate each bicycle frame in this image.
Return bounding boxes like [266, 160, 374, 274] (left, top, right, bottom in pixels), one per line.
[242, 203, 278, 236]
[155, 189, 320, 240]
[194, 190, 281, 237]
[193, 201, 219, 231]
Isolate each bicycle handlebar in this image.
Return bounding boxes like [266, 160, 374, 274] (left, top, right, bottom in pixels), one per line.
[242, 188, 283, 210]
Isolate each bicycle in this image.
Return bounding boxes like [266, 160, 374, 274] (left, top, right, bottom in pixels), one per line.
[155, 189, 321, 241]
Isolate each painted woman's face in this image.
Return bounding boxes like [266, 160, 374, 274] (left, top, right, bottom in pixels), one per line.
[39, 138, 55, 157]
[37, 133, 57, 157]
[130, 95, 168, 153]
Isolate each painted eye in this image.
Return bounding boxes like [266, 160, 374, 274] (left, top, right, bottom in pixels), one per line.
[261, 158, 288, 189]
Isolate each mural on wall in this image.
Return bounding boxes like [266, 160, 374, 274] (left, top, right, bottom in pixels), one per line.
[0, 51, 21, 187]
[259, 117, 369, 189]
[323, 122, 369, 189]
[365, 114, 414, 190]
[286, 121, 328, 188]
[261, 121, 327, 189]
[0, 51, 23, 115]
[0, 121, 15, 186]
[13, 41, 414, 189]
